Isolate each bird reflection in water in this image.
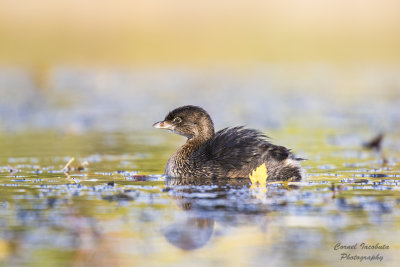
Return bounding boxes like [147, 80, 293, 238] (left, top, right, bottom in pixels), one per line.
[162, 176, 295, 250]
[163, 216, 214, 250]
[163, 177, 250, 250]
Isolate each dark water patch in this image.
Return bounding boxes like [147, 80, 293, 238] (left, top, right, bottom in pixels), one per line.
[102, 191, 138, 202]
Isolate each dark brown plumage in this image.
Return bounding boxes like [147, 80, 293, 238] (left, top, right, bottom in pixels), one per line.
[153, 105, 304, 181]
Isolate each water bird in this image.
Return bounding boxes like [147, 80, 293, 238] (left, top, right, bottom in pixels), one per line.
[153, 105, 304, 181]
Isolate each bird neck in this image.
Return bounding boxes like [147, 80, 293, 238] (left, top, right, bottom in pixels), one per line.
[177, 136, 209, 160]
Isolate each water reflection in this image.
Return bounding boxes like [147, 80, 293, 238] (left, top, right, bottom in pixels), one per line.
[164, 217, 214, 250]
[163, 177, 280, 250]
[164, 177, 252, 250]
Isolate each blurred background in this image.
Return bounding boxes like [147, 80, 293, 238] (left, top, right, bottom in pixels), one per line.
[1, 2, 400, 266]
[0, 0, 399, 132]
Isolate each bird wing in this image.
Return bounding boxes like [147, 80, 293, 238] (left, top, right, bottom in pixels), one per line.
[191, 127, 291, 171]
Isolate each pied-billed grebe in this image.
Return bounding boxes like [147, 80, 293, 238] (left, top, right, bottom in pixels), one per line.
[153, 105, 304, 181]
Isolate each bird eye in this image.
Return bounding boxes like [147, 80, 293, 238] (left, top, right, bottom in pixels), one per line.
[173, 117, 182, 123]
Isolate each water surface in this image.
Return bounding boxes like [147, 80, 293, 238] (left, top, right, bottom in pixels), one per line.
[0, 128, 399, 267]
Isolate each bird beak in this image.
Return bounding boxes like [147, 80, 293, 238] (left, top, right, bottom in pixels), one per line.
[152, 121, 173, 129]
